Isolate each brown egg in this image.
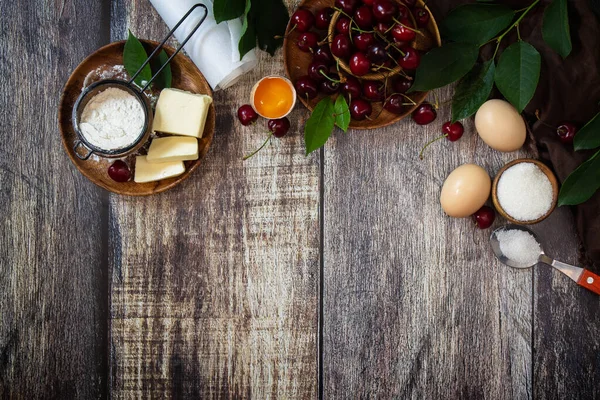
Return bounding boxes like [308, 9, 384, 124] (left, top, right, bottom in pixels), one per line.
[475, 99, 526, 152]
[440, 164, 491, 218]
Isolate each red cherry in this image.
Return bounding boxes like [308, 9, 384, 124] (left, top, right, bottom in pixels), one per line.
[398, 46, 421, 70]
[349, 52, 371, 76]
[363, 0, 374, 4]
[315, 7, 334, 30]
[412, 102, 437, 125]
[295, 76, 319, 100]
[331, 34, 353, 58]
[314, 45, 334, 65]
[383, 94, 405, 114]
[297, 32, 319, 52]
[556, 121, 577, 144]
[374, 21, 392, 34]
[268, 117, 291, 138]
[403, 0, 417, 7]
[366, 43, 388, 64]
[108, 160, 131, 182]
[342, 76, 362, 100]
[442, 121, 464, 142]
[320, 73, 341, 95]
[397, 4, 411, 19]
[237, 104, 258, 126]
[414, 7, 430, 27]
[354, 5, 374, 29]
[350, 98, 372, 120]
[363, 81, 385, 101]
[473, 206, 496, 229]
[336, 16, 351, 34]
[335, 0, 359, 14]
[291, 9, 315, 33]
[372, 0, 398, 22]
[391, 18, 416, 42]
[353, 32, 376, 52]
[308, 60, 329, 82]
[391, 77, 412, 94]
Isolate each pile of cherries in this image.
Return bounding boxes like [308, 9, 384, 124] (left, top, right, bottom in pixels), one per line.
[291, 0, 432, 121]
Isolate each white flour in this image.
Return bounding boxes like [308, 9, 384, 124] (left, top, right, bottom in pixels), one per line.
[79, 88, 145, 150]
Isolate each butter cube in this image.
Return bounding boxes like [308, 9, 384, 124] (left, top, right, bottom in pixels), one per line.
[147, 136, 199, 163]
[134, 156, 185, 183]
[152, 88, 212, 138]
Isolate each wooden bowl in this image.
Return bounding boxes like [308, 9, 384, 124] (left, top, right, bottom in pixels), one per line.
[58, 40, 215, 196]
[283, 0, 441, 130]
[492, 159, 559, 225]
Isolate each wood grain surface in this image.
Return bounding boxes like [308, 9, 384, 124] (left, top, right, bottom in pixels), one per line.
[1, 0, 600, 399]
[108, 0, 319, 398]
[322, 86, 534, 399]
[0, 1, 110, 398]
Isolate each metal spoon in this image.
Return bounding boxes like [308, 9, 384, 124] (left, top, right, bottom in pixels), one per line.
[491, 225, 600, 295]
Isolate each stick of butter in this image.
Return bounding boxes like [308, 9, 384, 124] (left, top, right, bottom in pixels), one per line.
[146, 136, 199, 163]
[134, 155, 185, 183]
[152, 88, 212, 138]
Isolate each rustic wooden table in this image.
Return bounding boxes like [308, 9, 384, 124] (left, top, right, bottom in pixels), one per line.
[1, 0, 600, 398]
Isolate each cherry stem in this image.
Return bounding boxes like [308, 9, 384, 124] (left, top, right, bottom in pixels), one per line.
[320, 70, 341, 83]
[387, 52, 400, 66]
[373, 64, 395, 73]
[351, 26, 376, 34]
[432, 90, 440, 109]
[377, 31, 404, 55]
[484, 0, 540, 53]
[276, 24, 297, 39]
[333, 7, 357, 43]
[419, 134, 448, 160]
[535, 109, 555, 129]
[392, 18, 425, 36]
[243, 132, 273, 161]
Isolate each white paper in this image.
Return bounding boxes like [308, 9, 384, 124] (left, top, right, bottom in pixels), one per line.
[149, 0, 257, 90]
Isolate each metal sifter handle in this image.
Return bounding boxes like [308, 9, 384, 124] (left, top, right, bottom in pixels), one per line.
[129, 3, 208, 92]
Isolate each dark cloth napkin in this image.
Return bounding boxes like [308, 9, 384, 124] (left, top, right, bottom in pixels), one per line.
[430, 0, 600, 268]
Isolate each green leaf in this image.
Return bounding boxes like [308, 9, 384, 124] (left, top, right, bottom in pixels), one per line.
[305, 97, 335, 155]
[558, 150, 600, 206]
[213, 0, 246, 24]
[409, 43, 480, 92]
[251, 0, 288, 55]
[150, 50, 172, 89]
[333, 96, 350, 132]
[239, 0, 256, 59]
[494, 41, 541, 113]
[123, 30, 152, 88]
[451, 60, 495, 122]
[440, 4, 515, 45]
[574, 112, 600, 151]
[542, 0, 572, 58]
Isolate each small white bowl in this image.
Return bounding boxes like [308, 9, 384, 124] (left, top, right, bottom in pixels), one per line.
[250, 76, 296, 119]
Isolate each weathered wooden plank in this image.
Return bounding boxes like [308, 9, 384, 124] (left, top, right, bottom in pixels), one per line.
[533, 207, 600, 400]
[0, 0, 110, 398]
[323, 87, 534, 398]
[109, 1, 320, 398]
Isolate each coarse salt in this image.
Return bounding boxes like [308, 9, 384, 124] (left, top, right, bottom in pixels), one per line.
[496, 229, 542, 267]
[79, 88, 145, 150]
[497, 162, 553, 222]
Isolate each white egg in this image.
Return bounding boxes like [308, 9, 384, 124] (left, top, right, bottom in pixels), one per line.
[475, 99, 526, 152]
[440, 164, 491, 218]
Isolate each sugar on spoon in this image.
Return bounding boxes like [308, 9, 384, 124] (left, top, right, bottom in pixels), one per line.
[490, 225, 600, 295]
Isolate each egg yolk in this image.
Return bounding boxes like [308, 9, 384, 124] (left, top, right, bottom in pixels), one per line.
[253, 77, 294, 119]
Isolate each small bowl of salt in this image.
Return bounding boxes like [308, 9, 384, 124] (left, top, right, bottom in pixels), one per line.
[492, 159, 559, 225]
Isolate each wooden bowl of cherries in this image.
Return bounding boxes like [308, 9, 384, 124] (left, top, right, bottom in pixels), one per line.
[283, 0, 441, 129]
